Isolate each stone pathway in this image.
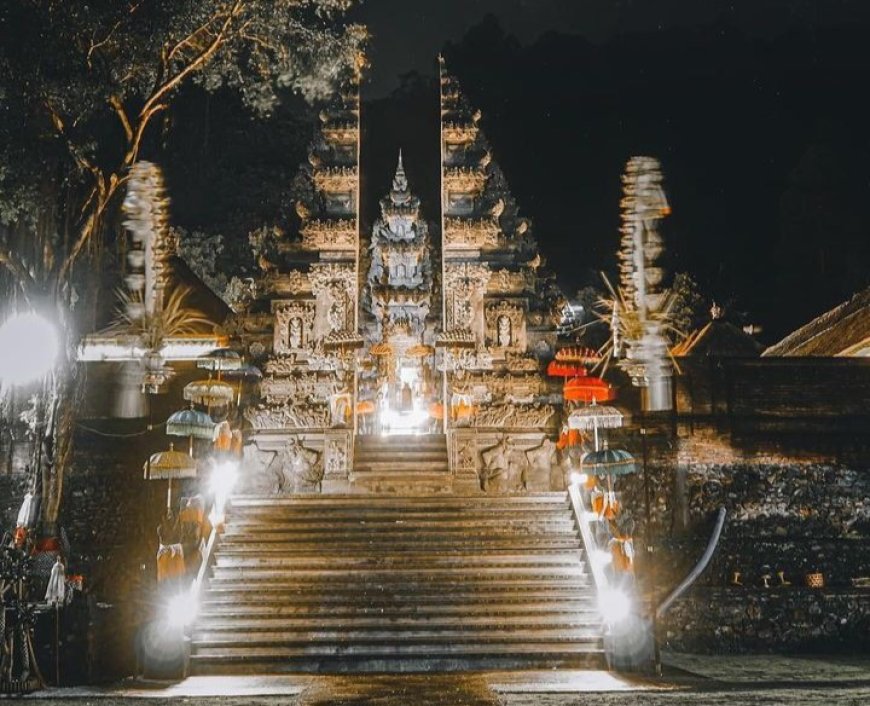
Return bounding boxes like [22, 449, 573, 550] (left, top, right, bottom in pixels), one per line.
[16, 653, 870, 705]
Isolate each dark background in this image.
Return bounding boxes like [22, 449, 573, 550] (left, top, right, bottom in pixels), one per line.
[167, 1, 870, 343]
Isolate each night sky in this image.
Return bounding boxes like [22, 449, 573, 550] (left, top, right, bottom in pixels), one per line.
[350, 0, 870, 341]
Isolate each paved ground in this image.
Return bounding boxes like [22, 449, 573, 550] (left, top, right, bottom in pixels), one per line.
[16, 653, 870, 705]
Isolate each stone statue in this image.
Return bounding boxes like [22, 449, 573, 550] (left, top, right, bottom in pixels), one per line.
[288, 317, 302, 348]
[278, 437, 323, 493]
[497, 314, 512, 347]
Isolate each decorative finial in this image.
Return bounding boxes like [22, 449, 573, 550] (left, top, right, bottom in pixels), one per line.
[710, 302, 722, 320]
[391, 149, 409, 198]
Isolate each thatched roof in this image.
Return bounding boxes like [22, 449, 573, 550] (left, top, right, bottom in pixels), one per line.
[165, 255, 232, 328]
[763, 287, 870, 357]
[672, 320, 764, 358]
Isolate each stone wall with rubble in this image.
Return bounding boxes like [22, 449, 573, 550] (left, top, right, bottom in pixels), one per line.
[604, 358, 870, 652]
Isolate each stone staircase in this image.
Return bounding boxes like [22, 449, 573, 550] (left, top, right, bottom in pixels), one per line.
[351, 434, 452, 494]
[189, 493, 605, 674]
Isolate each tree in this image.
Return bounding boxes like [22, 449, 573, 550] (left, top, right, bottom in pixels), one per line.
[0, 0, 365, 531]
[668, 272, 708, 337]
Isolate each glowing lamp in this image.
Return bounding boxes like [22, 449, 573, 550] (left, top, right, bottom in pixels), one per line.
[0, 312, 60, 386]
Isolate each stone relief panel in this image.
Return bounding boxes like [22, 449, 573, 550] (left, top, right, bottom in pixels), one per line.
[273, 300, 316, 354]
[300, 219, 356, 250]
[244, 402, 331, 430]
[473, 433, 556, 493]
[443, 263, 491, 337]
[454, 403, 556, 430]
[309, 263, 356, 336]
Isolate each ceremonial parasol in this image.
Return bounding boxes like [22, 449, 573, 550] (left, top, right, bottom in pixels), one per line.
[166, 407, 215, 456]
[144, 443, 197, 508]
[581, 444, 636, 519]
[563, 376, 615, 403]
[184, 379, 235, 407]
[555, 346, 601, 365]
[547, 360, 587, 379]
[198, 348, 242, 377]
[568, 401, 623, 450]
[222, 363, 263, 404]
[581, 446, 636, 478]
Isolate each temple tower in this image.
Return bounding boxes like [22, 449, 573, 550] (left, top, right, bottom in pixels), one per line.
[438, 57, 563, 491]
[232, 73, 362, 493]
[361, 151, 439, 433]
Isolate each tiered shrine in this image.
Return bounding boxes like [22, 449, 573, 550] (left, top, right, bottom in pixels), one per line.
[230, 61, 565, 494]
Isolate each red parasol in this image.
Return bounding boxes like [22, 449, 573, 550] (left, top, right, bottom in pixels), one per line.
[563, 376, 615, 403]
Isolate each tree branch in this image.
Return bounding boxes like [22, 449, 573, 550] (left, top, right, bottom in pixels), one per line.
[0, 243, 36, 296]
[126, 0, 245, 165]
[109, 95, 133, 142]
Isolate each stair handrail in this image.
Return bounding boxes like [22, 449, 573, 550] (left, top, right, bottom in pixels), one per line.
[567, 482, 609, 592]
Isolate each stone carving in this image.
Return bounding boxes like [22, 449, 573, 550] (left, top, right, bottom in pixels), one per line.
[451, 372, 544, 404]
[463, 403, 556, 429]
[488, 269, 531, 294]
[441, 348, 494, 372]
[309, 263, 355, 334]
[443, 217, 500, 249]
[274, 301, 315, 353]
[444, 167, 487, 194]
[504, 353, 541, 373]
[325, 439, 348, 474]
[443, 263, 491, 332]
[300, 219, 356, 250]
[485, 300, 526, 352]
[313, 165, 358, 193]
[275, 437, 323, 493]
[244, 403, 331, 430]
[261, 373, 347, 405]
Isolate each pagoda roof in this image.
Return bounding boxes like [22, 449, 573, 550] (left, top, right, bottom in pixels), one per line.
[763, 287, 870, 357]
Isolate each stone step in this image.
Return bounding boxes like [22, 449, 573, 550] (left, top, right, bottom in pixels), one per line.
[192, 490, 601, 674]
[204, 571, 592, 600]
[229, 493, 567, 507]
[353, 451, 448, 462]
[195, 614, 598, 631]
[192, 639, 603, 659]
[355, 434, 446, 446]
[189, 649, 605, 674]
[352, 462, 448, 473]
[224, 516, 577, 529]
[213, 554, 585, 569]
[193, 627, 602, 645]
[210, 563, 589, 579]
[201, 585, 594, 604]
[197, 602, 598, 618]
[215, 542, 583, 555]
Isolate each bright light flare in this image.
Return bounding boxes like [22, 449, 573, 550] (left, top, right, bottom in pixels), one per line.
[0, 313, 60, 386]
[598, 587, 631, 624]
[165, 586, 198, 628]
[210, 459, 239, 499]
[569, 471, 588, 486]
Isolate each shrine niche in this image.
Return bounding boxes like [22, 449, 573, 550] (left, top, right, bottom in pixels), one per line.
[485, 300, 526, 352]
[273, 301, 315, 353]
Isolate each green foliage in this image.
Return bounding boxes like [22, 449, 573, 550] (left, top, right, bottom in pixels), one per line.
[0, 0, 365, 295]
[669, 272, 708, 336]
